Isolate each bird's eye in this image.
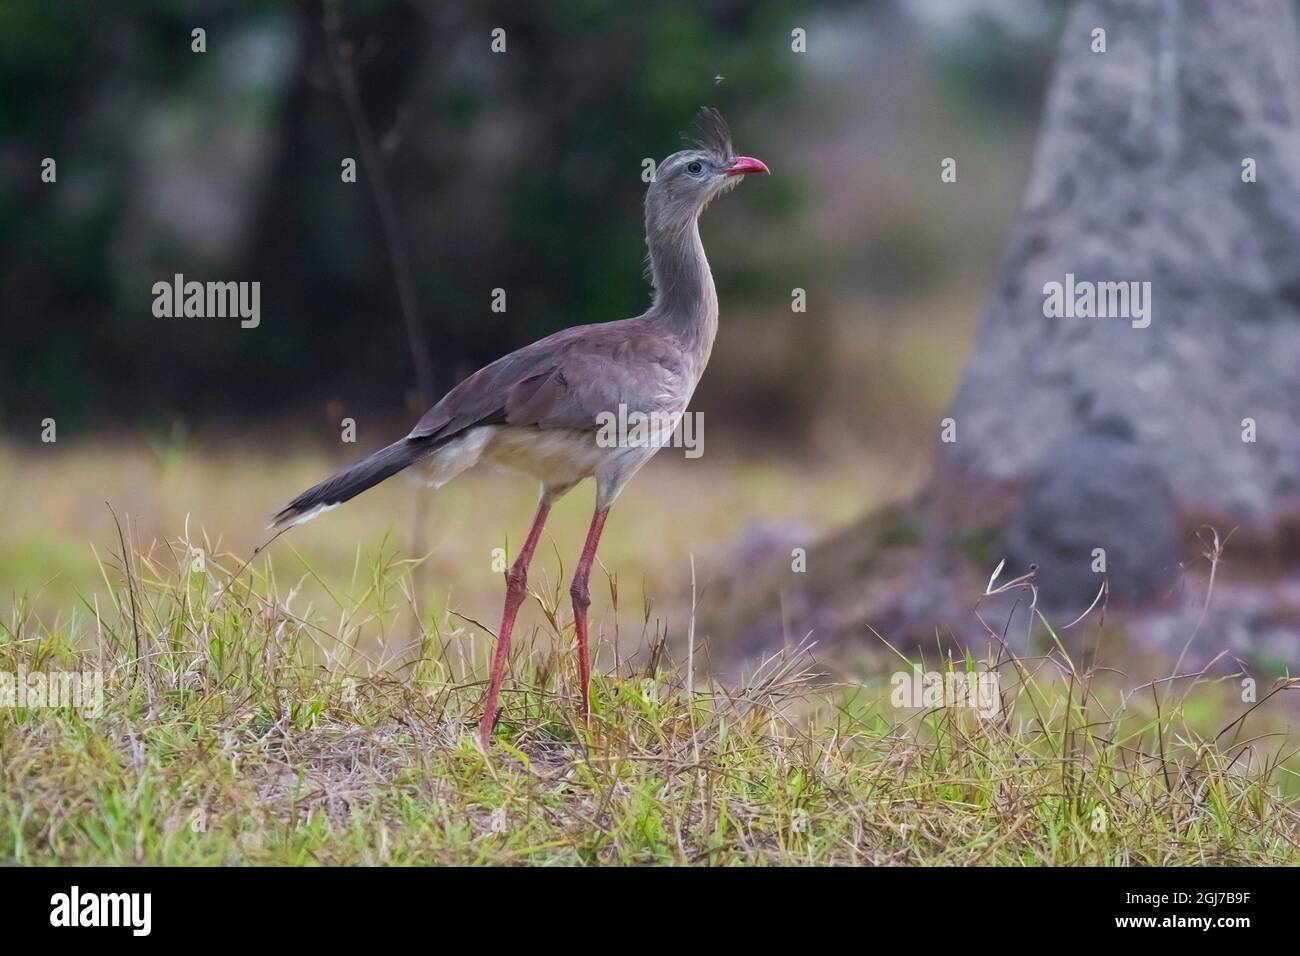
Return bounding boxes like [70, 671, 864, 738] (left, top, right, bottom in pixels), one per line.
[686, 161, 704, 175]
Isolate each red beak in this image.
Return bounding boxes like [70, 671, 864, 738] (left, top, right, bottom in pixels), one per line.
[725, 156, 770, 177]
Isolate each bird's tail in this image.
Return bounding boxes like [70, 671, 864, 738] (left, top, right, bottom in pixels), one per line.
[270, 438, 429, 529]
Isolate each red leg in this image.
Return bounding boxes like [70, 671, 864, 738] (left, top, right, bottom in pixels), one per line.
[570, 506, 609, 726]
[479, 500, 551, 747]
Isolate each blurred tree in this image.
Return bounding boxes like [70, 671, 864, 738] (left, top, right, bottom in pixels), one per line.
[719, 0, 1300, 661]
[936, 0, 1300, 614]
[0, 0, 800, 436]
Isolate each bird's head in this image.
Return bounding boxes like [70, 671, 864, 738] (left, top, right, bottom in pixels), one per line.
[646, 108, 769, 227]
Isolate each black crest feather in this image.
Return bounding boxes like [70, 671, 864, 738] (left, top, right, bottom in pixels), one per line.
[685, 107, 733, 158]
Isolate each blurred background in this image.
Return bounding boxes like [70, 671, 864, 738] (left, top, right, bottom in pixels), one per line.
[21, 0, 1298, 687]
[0, 0, 1063, 635]
[1, 0, 1058, 433]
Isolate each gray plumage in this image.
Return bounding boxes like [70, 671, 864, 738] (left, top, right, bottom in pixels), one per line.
[272, 108, 767, 529]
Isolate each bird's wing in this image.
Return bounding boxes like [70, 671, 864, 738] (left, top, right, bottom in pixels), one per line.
[408, 320, 687, 443]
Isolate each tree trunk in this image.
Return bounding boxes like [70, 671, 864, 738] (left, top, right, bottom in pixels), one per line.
[720, 0, 1300, 665]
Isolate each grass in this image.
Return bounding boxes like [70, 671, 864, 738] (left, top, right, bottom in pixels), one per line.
[3, 528, 1299, 866]
[0, 439, 905, 615]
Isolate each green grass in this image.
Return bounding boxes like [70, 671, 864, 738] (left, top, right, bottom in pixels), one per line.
[2, 533, 1299, 866]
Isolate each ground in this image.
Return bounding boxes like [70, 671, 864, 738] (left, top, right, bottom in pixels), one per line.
[2, 441, 1298, 864]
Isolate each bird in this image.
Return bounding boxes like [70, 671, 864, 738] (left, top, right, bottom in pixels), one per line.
[270, 108, 768, 747]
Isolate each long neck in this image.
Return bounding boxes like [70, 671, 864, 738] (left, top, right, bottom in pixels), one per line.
[646, 210, 718, 354]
